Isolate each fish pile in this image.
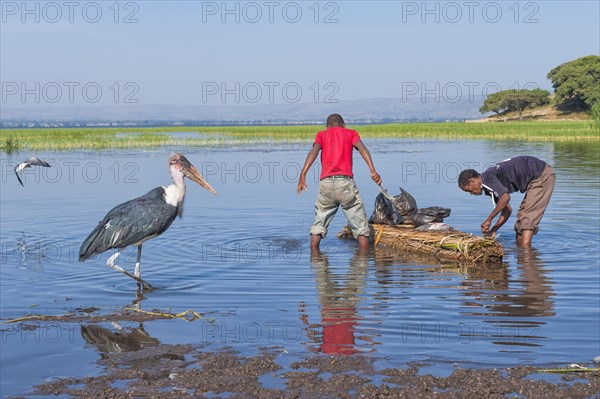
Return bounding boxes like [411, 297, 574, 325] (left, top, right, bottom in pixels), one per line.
[369, 187, 453, 231]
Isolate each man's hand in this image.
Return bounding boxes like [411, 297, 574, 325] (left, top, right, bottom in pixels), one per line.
[480, 193, 511, 235]
[481, 219, 492, 234]
[483, 230, 496, 238]
[297, 143, 320, 194]
[371, 171, 382, 185]
[297, 175, 308, 193]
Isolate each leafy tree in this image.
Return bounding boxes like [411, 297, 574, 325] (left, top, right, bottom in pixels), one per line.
[503, 89, 551, 120]
[479, 91, 504, 114]
[592, 102, 600, 128]
[480, 89, 551, 119]
[547, 55, 600, 111]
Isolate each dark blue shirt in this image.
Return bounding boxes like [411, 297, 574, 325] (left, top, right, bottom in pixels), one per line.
[481, 156, 547, 206]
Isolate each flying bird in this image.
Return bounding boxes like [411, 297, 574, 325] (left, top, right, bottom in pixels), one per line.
[79, 153, 216, 290]
[14, 157, 51, 186]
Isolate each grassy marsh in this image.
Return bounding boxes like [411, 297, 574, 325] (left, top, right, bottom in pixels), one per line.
[1, 121, 598, 152]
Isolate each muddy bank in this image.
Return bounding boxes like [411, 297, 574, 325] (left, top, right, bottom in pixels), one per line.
[13, 333, 599, 398]
[3, 311, 599, 398]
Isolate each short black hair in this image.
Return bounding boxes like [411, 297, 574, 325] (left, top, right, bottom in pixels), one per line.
[326, 114, 345, 127]
[458, 169, 480, 187]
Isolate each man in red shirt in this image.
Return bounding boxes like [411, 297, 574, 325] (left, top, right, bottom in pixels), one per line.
[297, 114, 382, 249]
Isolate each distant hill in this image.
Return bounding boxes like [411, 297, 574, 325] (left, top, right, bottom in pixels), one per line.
[0, 97, 486, 128]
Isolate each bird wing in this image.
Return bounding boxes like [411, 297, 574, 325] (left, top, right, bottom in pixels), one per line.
[14, 157, 51, 187]
[79, 187, 178, 261]
[29, 157, 51, 167]
[14, 164, 25, 187]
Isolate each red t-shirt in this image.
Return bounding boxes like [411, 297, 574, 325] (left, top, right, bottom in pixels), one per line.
[314, 126, 361, 180]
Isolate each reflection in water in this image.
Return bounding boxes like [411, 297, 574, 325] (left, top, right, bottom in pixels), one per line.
[81, 294, 158, 354]
[554, 141, 600, 173]
[300, 249, 372, 355]
[462, 248, 555, 317]
[369, 245, 556, 349]
[81, 323, 159, 353]
[511, 248, 555, 318]
[461, 248, 555, 346]
[80, 322, 188, 371]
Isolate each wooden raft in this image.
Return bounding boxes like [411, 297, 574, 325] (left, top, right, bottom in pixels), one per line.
[339, 224, 504, 265]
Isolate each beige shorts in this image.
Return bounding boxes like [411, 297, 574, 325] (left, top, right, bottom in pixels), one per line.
[514, 165, 555, 234]
[310, 176, 370, 239]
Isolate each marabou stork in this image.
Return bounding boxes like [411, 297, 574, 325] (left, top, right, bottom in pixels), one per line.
[79, 153, 216, 289]
[14, 157, 51, 186]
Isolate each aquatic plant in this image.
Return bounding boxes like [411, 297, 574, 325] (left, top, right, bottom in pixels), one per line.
[2, 135, 21, 154]
[0, 121, 596, 152]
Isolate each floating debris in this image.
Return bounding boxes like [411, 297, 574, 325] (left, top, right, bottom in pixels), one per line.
[123, 307, 212, 322]
[538, 364, 600, 373]
[3, 307, 213, 324]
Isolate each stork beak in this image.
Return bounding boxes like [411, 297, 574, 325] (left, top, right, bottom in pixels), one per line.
[182, 163, 217, 195]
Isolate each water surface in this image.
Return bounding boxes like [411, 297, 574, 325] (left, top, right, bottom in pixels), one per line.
[1, 140, 598, 396]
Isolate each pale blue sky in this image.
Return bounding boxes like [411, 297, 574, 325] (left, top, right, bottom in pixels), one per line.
[1, 1, 598, 107]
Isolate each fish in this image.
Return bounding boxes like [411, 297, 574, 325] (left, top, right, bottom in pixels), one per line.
[408, 212, 438, 227]
[414, 223, 457, 232]
[406, 206, 452, 227]
[416, 206, 451, 220]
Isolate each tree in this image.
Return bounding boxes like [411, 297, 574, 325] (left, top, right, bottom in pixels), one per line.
[547, 55, 600, 111]
[479, 91, 504, 114]
[503, 89, 551, 120]
[480, 89, 551, 120]
[592, 102, 600, 128]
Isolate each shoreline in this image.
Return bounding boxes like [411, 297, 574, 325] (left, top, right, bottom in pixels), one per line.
[16, 330, 600, 398]
[3, 309, 599, 397]
[1, 121, 598, 152]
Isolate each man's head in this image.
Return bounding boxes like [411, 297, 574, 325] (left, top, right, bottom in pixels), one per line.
[326, 114, 345, 128]
[458, 169, 483, 195]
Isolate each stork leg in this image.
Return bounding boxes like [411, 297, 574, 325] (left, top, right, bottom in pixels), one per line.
[134, 244, 142, 278]
[107, 251, 153, 290]
[134, 244, 148, 291]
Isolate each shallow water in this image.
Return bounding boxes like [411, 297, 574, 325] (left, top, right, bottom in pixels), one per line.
[1, 140, 599, 397]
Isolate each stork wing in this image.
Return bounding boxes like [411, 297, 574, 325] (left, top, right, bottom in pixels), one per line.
[79, 187, 178, 261]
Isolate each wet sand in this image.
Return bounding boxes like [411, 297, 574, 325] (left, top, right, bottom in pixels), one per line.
[26, 347, 600, 399]
[5, 315, 598, 399]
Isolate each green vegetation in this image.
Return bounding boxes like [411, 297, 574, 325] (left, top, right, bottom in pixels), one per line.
[479, 55, 599, 121]
[358, 121, 597, 141]
[593, 102, 600, 127]
[1, 121, 597, 152]
[3, 135, 20, 154]
[479, 89, 551, 120]
[548, 55, 600, 111]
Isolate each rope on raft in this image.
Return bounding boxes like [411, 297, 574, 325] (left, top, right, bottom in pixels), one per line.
[366, 224, 504, 265]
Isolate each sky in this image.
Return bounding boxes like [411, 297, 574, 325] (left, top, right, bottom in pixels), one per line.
[1, 0, 599, 108]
